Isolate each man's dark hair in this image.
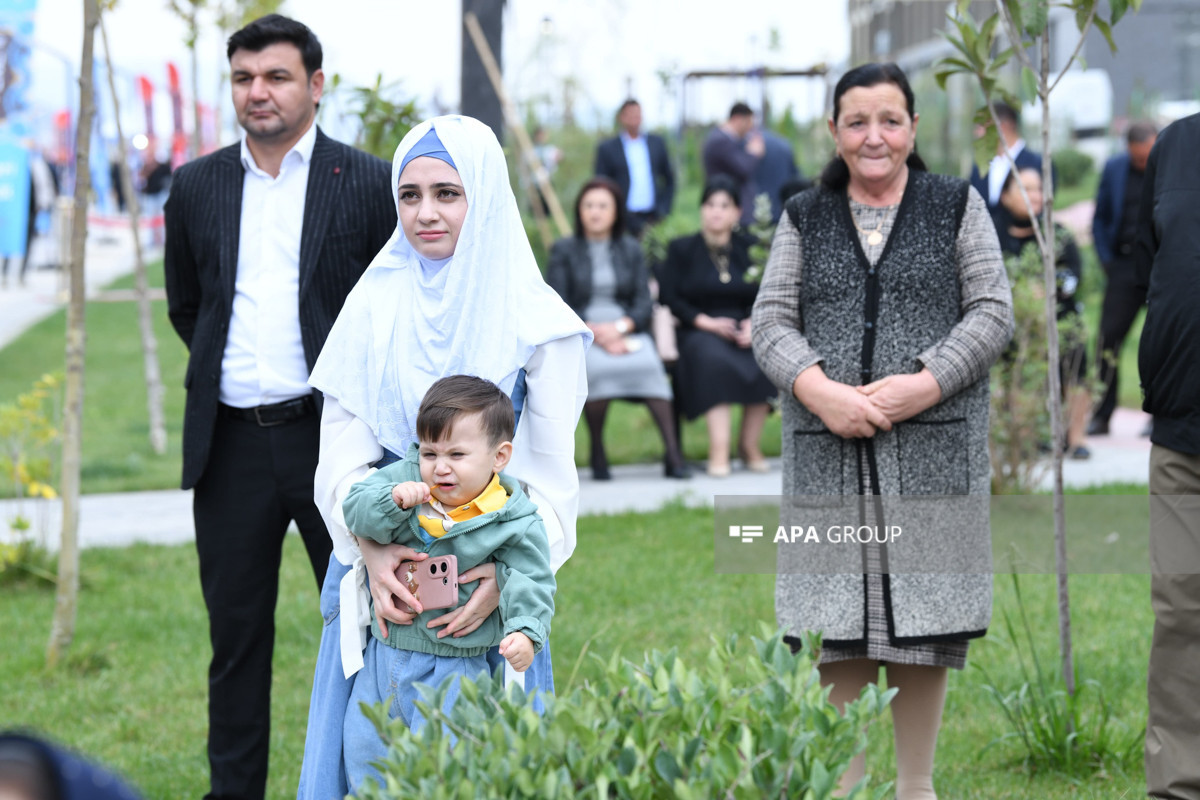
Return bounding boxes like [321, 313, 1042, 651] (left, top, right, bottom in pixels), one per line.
[226, 14, 323, 77]
[618, 98, 640, 115]
[1127, 121, 1158, 145]
[991, 100, 1020, 129]
[417, 375, 514, 447]
[729, 102, 754, 119]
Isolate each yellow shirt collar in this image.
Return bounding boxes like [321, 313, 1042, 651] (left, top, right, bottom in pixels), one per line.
[417, 473, 507, 538]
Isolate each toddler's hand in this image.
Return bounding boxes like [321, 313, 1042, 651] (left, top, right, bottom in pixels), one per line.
[498, 632, 534, 672]
[391, 481, 432, 510]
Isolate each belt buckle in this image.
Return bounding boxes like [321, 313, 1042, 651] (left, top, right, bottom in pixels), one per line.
[253, 405, 284, 427]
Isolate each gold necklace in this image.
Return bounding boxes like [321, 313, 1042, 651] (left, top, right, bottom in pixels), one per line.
[705, 238, 733, 283]
[849, 191, 903, 247]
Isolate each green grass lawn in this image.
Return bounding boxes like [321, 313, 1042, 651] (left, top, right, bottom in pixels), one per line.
[0, 502, 1150, 798]
[0, 262, 189, 496]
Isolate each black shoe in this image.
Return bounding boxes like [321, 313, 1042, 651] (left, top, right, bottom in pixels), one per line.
[663, 460, 692, 479]
[590, 450, 611, 481]
[1067, 445, 1092, 460]
[1086, 418, 1110, 436]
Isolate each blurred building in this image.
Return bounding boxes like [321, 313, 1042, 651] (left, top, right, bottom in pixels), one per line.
[849, 0, 1200, 120]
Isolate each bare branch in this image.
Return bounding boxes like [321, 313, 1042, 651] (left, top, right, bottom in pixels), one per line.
[1048, 3, 1098, 94]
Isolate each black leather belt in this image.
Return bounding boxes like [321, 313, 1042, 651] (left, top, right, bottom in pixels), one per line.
[219, 396, 315, 427]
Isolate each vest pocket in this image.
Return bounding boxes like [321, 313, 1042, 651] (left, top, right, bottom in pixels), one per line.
[791, 430, 845, 499]
[895, 418, 969, 495]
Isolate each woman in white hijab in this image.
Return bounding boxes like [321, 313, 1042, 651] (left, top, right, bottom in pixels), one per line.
[297, 116, 590, 798]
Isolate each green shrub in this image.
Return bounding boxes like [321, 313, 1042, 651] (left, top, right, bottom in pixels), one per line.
[357, 628, 894, 799]
[1051, 149, 1094, 189]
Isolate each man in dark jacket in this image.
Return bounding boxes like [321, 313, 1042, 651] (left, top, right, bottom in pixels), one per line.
[593, 99, 675, 236]
[1088, 122, 1156, 435]
[1135, 110, 1200, 800]
[702, 102, 764, 225]
[163, 15, 394, 799]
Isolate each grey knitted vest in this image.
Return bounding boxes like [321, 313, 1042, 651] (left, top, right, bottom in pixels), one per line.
[775, 171, 992, 646]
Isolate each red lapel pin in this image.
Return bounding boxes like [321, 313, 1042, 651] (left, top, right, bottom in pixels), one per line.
[333, 167, 341, 174]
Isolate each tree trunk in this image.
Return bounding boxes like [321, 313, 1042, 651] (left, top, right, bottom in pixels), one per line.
[191, 5, 202, 157]
[1035, 23, 1074, 699]
[99, 15, 167, 455]
[47, 0, 99, 668]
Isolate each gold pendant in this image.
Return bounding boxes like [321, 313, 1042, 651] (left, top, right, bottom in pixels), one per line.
[867, 230, 883, 246]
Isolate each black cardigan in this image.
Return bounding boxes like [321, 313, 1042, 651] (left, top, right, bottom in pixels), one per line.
[545, 234, 654, 333]
[1135, 111, 1200, 455]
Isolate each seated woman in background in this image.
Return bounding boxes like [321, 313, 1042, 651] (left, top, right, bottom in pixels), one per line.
[658, 175, 776, 477]
[997, 166, 1091, 460]
[547, 177, 690, 480]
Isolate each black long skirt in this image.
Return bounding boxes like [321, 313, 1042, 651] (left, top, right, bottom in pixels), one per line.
[675, 328, 777, 419]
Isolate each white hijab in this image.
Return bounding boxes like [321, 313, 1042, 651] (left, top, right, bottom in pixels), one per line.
[309, 115, 590, 454]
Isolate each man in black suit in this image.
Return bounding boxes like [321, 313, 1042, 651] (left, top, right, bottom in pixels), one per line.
[969, 100, 1049, 218]
[594, 99, 675, 236]
[163, 15, 394, 800]
[1089, 121, 1157, 436]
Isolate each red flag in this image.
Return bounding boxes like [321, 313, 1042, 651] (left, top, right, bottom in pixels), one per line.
[137, 75, 157, 155]
[166, 62, 187, 168]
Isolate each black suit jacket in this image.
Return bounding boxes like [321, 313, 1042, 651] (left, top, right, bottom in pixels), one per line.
[164, 128, 395, 489]
[593, 134, 675, 219]
[545, 234, 654, 332]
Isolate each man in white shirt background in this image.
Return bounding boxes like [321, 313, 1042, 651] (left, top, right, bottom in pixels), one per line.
[163, 15, 394, 800]
[593, 99, 676, 237]
[968, 99, 1052, 221]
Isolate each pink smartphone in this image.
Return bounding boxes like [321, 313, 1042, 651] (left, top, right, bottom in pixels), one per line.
[397, 555, 459, 613]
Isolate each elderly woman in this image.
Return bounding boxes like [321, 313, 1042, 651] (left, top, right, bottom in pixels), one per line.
[547, 177, 689, 480]
[752, 63, 1013, 799]
[297, 116, 590, 798]
[658, 175, 776, 477]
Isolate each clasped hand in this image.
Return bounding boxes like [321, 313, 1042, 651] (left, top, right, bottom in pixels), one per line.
[793, 366, 942, 439]
[697, 314, 753, 348]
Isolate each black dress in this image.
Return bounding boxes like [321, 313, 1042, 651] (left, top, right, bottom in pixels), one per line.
[658, 232, 777, 418]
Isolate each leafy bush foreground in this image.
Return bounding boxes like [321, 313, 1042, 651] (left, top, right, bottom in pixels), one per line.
[357, 627, 895, 800]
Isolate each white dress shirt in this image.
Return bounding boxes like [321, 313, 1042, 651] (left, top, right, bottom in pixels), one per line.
[620, 132, 656, 213]
[313, 336, 589, 677]
[219, 122, 317, 407]
[986, 138, 1026, 206]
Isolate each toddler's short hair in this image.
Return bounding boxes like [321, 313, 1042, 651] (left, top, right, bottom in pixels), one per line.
[416, 375, 514, 447]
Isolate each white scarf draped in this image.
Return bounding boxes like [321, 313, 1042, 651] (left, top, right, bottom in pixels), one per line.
[309, 116, 590, 453]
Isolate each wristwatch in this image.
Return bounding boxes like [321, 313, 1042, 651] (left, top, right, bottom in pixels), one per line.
[614, 319, 631, 335]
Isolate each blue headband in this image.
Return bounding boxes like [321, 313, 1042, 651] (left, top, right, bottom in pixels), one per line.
[399, 127, 456, 174]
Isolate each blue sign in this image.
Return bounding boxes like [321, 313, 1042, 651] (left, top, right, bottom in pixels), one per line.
[0, 0, 37, 136]
[0, 137, 31, 257]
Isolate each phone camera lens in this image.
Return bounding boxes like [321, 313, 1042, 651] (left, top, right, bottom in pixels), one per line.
[442, 577, 449, 585]
[429, 564, 436, 575]
[440, 562, 448, 573]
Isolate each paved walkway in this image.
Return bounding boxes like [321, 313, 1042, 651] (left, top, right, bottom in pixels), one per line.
[0, 222, 1152, 552]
